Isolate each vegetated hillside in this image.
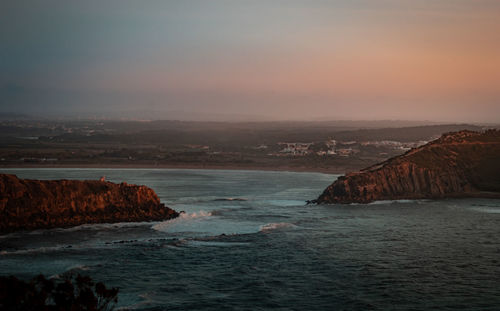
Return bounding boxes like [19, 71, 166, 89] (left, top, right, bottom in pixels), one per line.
[0, 174, 178, 232]
[0, 120, 491, 174]
[317, 130, 500, 204]
[36, 123, 484, 146]
[329, 124, 483, 142]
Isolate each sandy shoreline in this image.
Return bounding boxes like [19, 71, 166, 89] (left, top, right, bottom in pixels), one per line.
[0, 163, 346, 175]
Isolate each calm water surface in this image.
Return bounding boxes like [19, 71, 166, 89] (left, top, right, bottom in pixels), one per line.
[1, 168, 500, 310]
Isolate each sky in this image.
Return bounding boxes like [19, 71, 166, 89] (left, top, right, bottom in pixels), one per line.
[1, 0, 499, 122]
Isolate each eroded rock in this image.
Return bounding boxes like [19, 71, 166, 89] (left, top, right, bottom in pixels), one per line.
[0, 175, 179, 232]
[317, 130, 500, 204]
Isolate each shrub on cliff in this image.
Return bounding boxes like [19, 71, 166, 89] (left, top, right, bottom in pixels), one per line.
[0, 274, 118, 311]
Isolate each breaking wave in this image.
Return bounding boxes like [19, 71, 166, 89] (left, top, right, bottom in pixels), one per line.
[368, 199, 422, 205]
[178, 210, 212, 219]
[469, 206, 500, 214]
[151, 210, 212, 232]
[259, 222, 296, 232]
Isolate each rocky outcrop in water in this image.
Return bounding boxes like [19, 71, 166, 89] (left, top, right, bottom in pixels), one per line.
[0, 174, 179, 232]
[317, 130, 500, 204]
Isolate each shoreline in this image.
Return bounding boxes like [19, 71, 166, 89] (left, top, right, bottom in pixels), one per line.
[0, 163, 346, 175]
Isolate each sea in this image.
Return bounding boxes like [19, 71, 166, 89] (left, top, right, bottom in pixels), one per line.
[1, 168, 500, 310]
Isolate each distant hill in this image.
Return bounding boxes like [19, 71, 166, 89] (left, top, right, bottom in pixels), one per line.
[51, 122, 484, 146]
[0, 119, 493, 173]
[0, 112, 31, 120]
[317, 130, 500, 204]
[328, 124, 484, 142]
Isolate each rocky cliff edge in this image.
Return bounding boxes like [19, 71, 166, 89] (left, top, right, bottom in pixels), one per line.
[0, 174, 179, 232]
[317, 130, 500, 204]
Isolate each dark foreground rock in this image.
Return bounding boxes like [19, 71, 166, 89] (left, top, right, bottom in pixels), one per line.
[0, 174, 178, 232]
[0, 274, 118, 310]
[317, 130, 500, 204]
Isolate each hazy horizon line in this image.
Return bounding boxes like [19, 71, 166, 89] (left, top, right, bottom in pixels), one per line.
[1, 112, 498, 126]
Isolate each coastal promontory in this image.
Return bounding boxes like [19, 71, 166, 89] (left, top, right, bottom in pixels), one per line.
[0, 174, 179, 232]
[317, 130, 500, 204]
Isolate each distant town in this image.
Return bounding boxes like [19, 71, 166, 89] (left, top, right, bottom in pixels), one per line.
[0, 119, 492, 173]
[273, 138, 431, 157]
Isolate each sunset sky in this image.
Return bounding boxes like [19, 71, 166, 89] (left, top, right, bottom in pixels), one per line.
[1, 0, 499, 122]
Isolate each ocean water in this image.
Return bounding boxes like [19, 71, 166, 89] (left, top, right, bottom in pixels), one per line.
[1, 168, 500, 310]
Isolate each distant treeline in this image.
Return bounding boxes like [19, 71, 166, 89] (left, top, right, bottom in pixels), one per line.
[39, 123, 483, 146]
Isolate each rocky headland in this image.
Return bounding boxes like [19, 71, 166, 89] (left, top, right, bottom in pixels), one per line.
[317, 130, 500, 204]
[0, 174, 179, 232]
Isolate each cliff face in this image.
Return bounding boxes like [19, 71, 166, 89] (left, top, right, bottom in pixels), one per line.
[0, 174, 179, 232]
[317, 130, 500, 204]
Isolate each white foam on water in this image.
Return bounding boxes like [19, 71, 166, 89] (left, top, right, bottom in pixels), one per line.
[16, 221, 158, 237]
[394, 199, 420, 204]
[0, 238, 141, 256]
[151, 211, 212, 232]
[152, 210, 262, 236]
[259, 222, 296, 232]
[469, 207, 500, 214]
[184, 210, 212, 218]
[50, 264, 92, 279]
[368, 199, 421, 205]
[54, 221, 156, 232]
[213, 197, 247, 202]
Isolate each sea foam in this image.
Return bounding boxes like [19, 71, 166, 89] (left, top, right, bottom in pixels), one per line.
[259, 222, 296, 232]
[368, 199, 421, 205]
[151, 210, 212, 232]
